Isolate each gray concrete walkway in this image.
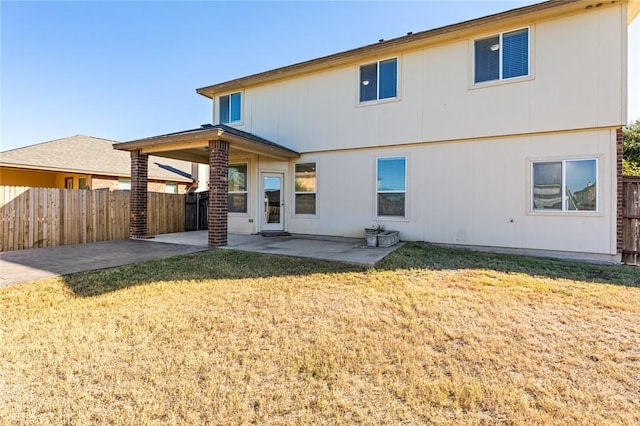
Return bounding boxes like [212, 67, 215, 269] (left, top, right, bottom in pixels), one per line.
[0, 232, 401, 287]
[153, 231, 402, 266]
[0, 240, 208, 287]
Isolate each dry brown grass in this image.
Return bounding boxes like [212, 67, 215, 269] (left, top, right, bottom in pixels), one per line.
[1, 244, 639, 425]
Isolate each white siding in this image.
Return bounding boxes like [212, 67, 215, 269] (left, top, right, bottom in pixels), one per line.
[280, 129, 617, 257]
[628, 15, 640, 122]
[219, 4, 628, 260]
[220, 6, 624, 153]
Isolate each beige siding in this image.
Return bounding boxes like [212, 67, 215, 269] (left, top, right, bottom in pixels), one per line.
[257, 129, 616, 257]
[222, 5, 625, 153]
[227, 154, 259, 234]
[217, 4, 629, 259]
[628, 15, 640, 121]
[530, 7, 623, 130]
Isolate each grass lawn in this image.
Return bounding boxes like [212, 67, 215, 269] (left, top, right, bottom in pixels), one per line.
[1, 243, 639, 425]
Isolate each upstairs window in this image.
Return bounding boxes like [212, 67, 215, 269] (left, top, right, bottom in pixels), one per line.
[532, 159, 597, 212]
[220, 92, 242, 124]
[228, 164, 248, 213]
[295, 163, 317, 215]
[360, 58, 398, 102]
[377, 157, 406, 217]
[474, 28, 529, 84]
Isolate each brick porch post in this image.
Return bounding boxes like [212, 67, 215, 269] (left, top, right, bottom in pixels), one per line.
[130, 149, 148, 239]
[208, 140, 229, 246]
[617, 127, 623, 253]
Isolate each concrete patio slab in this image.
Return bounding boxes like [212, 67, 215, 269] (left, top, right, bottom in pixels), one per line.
[1, 231, 402, 288]
[151, 231, 402, 266]
[0, 240, 208, 287]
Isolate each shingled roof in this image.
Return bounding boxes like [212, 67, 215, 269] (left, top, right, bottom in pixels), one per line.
[0, 135, 193, 182]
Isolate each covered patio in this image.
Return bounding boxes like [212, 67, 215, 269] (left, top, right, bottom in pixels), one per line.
[114, 124, 299, 247]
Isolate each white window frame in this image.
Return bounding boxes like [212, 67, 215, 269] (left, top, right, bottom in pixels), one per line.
[294, 162, 317, 216]
[118, 178, 131, 190]
[530, 158, 599, 213]
[219, 92, 242, 124]
[376, 156, 407, 219]
[165, 182, 178, 194]
[473, 27, 531, 86]
[228, 163, 248, 214]
[358, 57, 399, 104]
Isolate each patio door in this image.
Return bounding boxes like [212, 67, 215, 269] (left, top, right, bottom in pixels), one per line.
[262, 173, 284, 231]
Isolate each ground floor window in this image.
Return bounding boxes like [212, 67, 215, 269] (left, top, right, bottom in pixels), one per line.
[165, 182, 178, 194]
[295, 163, 316, 215]
[532, 159, 597, 211]
[228, 164, 248, 213]
[118, 178, 131, 190]
[377, 156, 406, 217]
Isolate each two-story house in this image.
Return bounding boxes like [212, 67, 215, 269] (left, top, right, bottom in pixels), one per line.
[116, 0, 639, 262]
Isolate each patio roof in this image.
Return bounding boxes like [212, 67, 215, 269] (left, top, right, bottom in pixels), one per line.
[113, 124, 299, 163]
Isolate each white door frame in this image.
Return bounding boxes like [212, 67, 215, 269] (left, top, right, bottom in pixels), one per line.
[261, 172, 284, 231]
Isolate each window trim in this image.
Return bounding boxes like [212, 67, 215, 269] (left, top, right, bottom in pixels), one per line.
[165, 182, 178, 194]
[118, 178, 131, 190]
[219, 91, 243, 125]
[529, 157, 600, 215]
[228, 163, 249, 214]
[358, 57, 400, 104]
[472, 26, 532, 87]
[375, 155, 408, 220]
[293, 162, 318, 216]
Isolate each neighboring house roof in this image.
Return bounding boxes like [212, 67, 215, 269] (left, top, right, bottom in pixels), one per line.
[196, 0, 638, 98]
[0, 135, 193, 182]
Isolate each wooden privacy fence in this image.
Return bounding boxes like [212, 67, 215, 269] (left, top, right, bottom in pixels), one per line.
[622, 177, 640, 265]
[0, 186, 185, 252]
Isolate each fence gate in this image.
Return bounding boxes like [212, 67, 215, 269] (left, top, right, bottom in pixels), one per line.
[185, 191, 208, 231]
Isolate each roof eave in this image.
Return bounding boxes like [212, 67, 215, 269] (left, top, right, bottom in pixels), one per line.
[114, 127, 300, 160]
[630, 0, 640, 22]
[113, 128, 225, 152]
[196, 0, 588, 98]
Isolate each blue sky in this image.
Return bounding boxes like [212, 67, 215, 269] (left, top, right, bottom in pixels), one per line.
[1, 1, 637, 152]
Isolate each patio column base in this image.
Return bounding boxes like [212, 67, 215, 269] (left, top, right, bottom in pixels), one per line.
[130, 150, 148, 239]
[208, 140, 229, 247]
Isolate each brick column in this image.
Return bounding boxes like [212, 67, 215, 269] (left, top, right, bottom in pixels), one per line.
[130, 150, 148, 239]
[616, 128, 623, 253]
[208, 140, 229, 247]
